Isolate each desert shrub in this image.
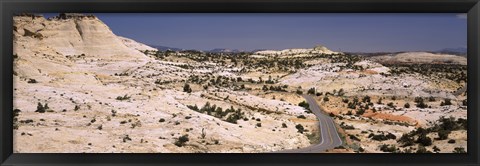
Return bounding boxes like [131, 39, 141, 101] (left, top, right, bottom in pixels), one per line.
[122, 135, 132, 142]
[341, 124, 355, 130]
[347, 102, 356, 109]
[262, 85, 269, 91]
[453, 147, 466, 153]
[379, 144, 397, 153]
[415, 133, 432, 146]
[457, 118, 467, 130]
[386, 133, 396, 139]
[428, 96, 436, 102]
[35, 102, 48, 113]
[13, 109, 21, 118]
[371, 134, 388, 141]
[356, 109, 365, 115]
[116, 94, 131, 101]
[362, 96, 371, 103]
[307, 88, 315, 95]
[338, 88, 345, 96]
[387, 102, 395, 108]
[433, 146, 441, 153]
[377, 98, 383, 104]
[296, 89, 303, 95]
[323, 96, 329, 102]
[416, 101, 428, 109]
[159, 118, 165, 122]
[404, 103, 410, 108]
[346, 110, 353, 115]
[297, 115, 306, 119]
[183, 84, 192, 93]
[416, 145, 431, 153]
[436, 129, 450, 140]
[13, 109, 21, 129]
[27, 79, 37, 83]
[225, 109, 244, 124]
[282, 123, 287, 128]
[436, 116, 461, 131]
[174, 135, 189, 147]
[414, 97, 423, 103]
[295, 124, 305, 133]
[440, 98, 452, 106]
[349, 135, 361, 141]
[448, 139, 456, 144]
[256, 123, 262, 127]
[298, 101, 309, 108]
[186, 104, 199, 111]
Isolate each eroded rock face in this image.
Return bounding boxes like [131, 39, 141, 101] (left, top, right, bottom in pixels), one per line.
[14, 14, 149, 59]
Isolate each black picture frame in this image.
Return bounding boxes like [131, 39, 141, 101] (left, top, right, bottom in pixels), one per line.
[1, 0, 479, 165]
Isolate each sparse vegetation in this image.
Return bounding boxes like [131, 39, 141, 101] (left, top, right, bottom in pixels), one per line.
[295, 124, 305, 133]
[35, 102, 49, 113]
[183, 83, 192, 93]
[116, 94, 131, 101]
[174, 134, 189, 147]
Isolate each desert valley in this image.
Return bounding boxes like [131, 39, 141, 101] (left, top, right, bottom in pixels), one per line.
[13, 13, 467, 153]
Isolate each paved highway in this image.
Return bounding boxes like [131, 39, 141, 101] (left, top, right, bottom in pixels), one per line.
[272, 95, 343, 153]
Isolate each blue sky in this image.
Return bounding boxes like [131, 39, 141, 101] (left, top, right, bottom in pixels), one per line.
[43, 13, 467, 52]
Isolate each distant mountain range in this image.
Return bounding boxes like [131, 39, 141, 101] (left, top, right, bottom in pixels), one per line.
[148, 45, 254, 53]
[148, 44, 467, 57]
[436, 47, 467, 56]
[346, 47, 467, 57]
[148, 45, 184, 51]
[207, 48, 245, 53]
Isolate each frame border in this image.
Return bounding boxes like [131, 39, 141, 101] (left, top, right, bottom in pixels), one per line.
[1, 0, 479, 166]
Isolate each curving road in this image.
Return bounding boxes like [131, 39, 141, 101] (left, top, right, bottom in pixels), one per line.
[272, 95, 343, 153]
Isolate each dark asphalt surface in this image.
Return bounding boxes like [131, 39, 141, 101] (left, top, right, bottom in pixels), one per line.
[271, 95, 343, 153]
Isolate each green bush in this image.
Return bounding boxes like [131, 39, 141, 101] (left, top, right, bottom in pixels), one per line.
[379, 144, 397, 153]
[453, 147, 466, 153]
[323, 96, 329, 102]
[296, 89, 303, 95]
[183, 84, 192, 93]
[35, 102, 48, 113]
[298, 101, 310, 110]
[27, 79, 38, 84]
[116, 94, 131, 101]
[356, 109, 365, 115]
[307, 88, 315, 95]
[295, 124, 305, 133]
[174, 135, 189, 147]
[415, 133, 432, 146]
[297, 115, 306, 119]
[436, 129, 450, 140]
